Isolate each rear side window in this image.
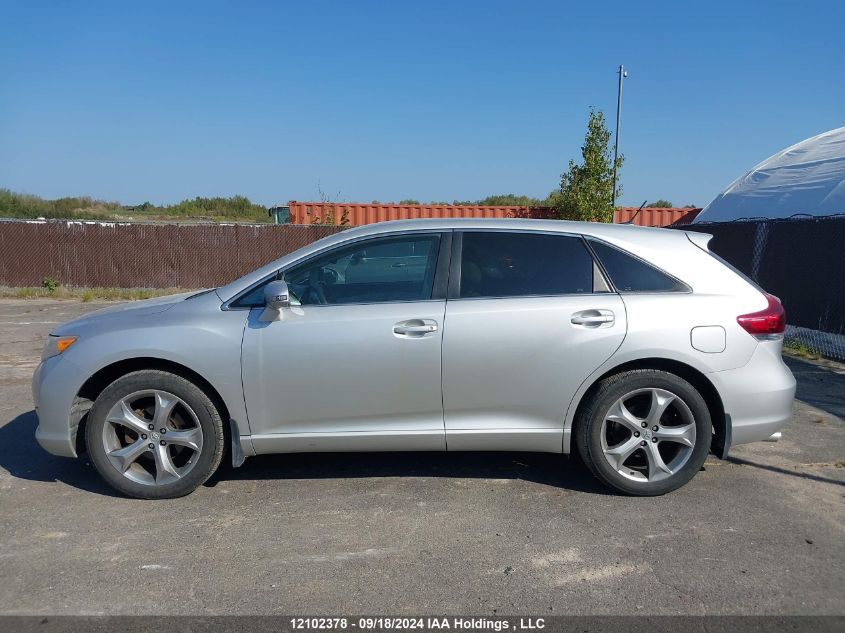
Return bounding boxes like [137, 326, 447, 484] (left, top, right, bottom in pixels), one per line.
[589, 239, 689, 293]
[459, 232, 594, 298]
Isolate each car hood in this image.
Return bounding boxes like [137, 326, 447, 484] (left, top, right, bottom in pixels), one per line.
[51, 291, 203, 336]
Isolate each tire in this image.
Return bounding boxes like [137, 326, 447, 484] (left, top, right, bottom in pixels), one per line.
[85, 370, 225, 499]
[575, 369, 712, 496]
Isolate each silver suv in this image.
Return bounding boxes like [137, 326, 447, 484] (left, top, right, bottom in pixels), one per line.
[33, 219, 796, 498]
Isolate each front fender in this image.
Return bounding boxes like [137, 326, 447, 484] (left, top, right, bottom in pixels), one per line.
[35, 296, 250, 457]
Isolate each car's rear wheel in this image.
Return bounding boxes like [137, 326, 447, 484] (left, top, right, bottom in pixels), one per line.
[575, 369, 712, 496]
[85, 370, 224, 499]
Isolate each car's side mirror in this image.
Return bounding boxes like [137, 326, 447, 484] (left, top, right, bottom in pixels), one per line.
[259, 280, 290, 322]
[264, 280, 291, 310]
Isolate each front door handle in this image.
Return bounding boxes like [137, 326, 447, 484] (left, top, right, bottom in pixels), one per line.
[393, 319, 438, 337]
[571, 309, 615, 328]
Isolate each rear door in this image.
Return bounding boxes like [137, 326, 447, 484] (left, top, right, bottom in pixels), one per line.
[442, 230, 626, 452]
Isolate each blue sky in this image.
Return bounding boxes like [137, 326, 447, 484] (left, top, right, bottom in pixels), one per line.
[1, 0, 843, 208]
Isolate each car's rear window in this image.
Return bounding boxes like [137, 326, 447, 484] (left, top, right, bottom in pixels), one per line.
[588, 239, 689, 293]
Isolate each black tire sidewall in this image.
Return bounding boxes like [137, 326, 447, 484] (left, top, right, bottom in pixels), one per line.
[85, 370, 224, 499]
[577, 370, 712, 496]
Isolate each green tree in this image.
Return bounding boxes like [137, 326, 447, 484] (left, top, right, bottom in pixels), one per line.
[647, 199, 673, 208]
[476, 194, 549, 206]
[552, 108, 623, 222]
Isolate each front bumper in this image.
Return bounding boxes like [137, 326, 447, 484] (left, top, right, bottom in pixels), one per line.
[708, 341, 796, 446]
[32, 356, 87, 458]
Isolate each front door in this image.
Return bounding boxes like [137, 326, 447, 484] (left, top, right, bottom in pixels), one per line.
[442, 230, 627, 452]
[240, 231, 450, 454]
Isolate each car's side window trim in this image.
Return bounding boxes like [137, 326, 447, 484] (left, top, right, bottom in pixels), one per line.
[223, 229, 451, 310]
[583, 237, 617, 294]
[592, 259, 612, 293]
[431, 231, 453, 300]
[447, 231, 463, 300]
[447, 228, 612, 300]
[584, 237, 692, 294]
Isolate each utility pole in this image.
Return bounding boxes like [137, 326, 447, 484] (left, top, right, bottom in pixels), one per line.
[612, 64, 627, 208]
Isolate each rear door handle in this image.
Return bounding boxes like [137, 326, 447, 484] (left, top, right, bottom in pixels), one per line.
[394, 319, 439, 336]
[571, 309, 615, 328]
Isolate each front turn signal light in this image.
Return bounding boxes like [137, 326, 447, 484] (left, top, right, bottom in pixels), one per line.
[42, 335, 78, 361]
[56, 336, 77, 353]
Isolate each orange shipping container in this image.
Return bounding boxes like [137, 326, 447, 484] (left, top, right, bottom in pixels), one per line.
[287, 201, 699, 228]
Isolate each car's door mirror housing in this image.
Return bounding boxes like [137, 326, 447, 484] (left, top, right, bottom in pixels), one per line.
[259, 280, 290, 322]
[264, 280, 291, 310]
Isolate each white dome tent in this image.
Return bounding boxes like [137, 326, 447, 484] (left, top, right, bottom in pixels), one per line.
[694, 126, 845, 223]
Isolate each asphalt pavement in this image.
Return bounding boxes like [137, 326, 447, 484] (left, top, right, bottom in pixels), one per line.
[0, 299, 843, 615]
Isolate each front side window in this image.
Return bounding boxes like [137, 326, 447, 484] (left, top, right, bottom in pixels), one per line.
[233, 233, 442, 307]
[588, 239, 689, 293]
[458, 232, 595, 298]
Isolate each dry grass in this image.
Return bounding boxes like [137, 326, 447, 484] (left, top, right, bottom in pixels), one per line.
[0, 286, 192, 302]
[783, 338, 822, 360]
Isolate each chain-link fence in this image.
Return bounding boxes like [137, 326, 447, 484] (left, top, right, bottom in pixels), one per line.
[0, 220, 345, 289]
[2, 216, 842, 361]
[678, 216, 845, 362]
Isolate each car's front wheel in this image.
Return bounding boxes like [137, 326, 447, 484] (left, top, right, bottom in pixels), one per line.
[85, 370, 224, 499]
[575, 369, 712, 496]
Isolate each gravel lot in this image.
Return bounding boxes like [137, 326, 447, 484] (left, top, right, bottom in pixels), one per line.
[0, 299, 843, 616]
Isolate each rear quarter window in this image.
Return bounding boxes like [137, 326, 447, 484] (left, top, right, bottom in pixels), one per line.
[588, 239, 689, 293]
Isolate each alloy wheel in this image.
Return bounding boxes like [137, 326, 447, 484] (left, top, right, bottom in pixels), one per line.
[101, 389, 204, 486]
[599, 387, 697, 483]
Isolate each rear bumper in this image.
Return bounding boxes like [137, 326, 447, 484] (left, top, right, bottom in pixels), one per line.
[708, 342, 796, 446]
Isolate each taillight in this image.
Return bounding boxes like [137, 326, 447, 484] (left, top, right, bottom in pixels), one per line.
[737, 293, 785, 340]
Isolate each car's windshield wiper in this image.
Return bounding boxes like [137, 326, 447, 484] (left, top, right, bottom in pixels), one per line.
[185, 288, 216, 300]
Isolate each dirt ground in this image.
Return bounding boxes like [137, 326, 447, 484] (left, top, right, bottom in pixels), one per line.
[0, 299, 843, 615]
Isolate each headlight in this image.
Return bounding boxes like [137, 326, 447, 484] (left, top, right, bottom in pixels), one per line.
[42, 335, 78, 361]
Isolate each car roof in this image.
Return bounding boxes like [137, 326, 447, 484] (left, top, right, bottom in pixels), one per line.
[335, 217, 672, 240]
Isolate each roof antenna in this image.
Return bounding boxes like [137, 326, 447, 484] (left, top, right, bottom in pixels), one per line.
[622, 200, 648, 225]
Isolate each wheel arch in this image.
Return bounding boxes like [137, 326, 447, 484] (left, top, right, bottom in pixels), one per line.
[74, 357, 232, 457]
[567, 357, 728, 458]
